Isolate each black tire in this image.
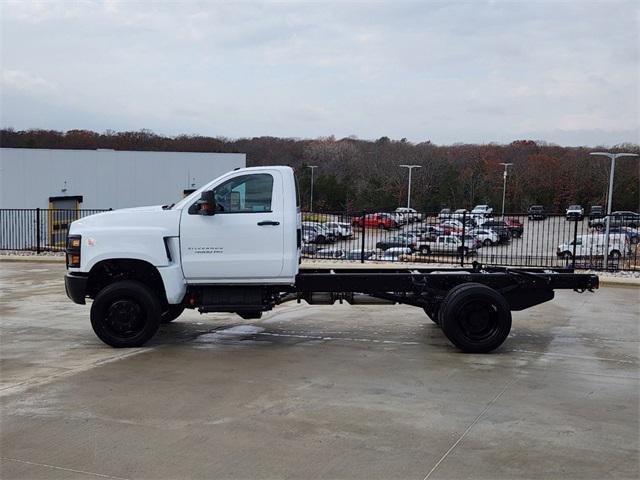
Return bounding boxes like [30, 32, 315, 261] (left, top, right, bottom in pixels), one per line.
[483, 239, 492, 247]
[237, 311, 263, 320]
[561, 251, 572, 260]
[420, 246, 431, 255]
[439, 283, 512, 353]
[378, 224, 385, 230]
[90, 280, 161, 348]
[513, 231, 522, 238]
[316, 235, 326, 244]
[160, 304, 185, 324]
[610, 250, 621, 260]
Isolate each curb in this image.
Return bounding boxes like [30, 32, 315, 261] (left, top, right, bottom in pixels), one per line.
[0, 255, 65, 264]
[1, 255, 639, 286]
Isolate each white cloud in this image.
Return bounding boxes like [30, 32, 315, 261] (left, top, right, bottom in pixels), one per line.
[0, 0, 638, 146]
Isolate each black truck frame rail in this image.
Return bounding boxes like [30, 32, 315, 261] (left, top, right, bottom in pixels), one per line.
[70, 263, 598, 353]
[283, 265, 598, 353]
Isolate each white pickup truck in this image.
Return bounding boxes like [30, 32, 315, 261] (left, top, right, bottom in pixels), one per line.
[416, 235, 477, 256]
[65, 166, 598, 353]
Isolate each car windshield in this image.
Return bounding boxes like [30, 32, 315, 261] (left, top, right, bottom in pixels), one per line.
[569, 205, 580, 209]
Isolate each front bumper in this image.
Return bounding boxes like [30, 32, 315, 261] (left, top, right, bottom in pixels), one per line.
[65, 273, 88, 304]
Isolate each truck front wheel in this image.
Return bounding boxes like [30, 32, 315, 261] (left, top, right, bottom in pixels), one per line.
[439, 283, 512, 353]
[90, 280, 161, 348]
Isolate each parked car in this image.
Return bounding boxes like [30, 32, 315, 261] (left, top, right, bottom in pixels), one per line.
[351, 213, 398, 230]
[389, 212, 407, 226]
[302, 225, 334, 244]
[475, 219, 512, 243]
[460, 234, 482, 250]
[375, 247, 412, 261]
[438, 208, 453, 221]
[450, 209, 469, 220]
[438, 220, 464, 235]
[376, 235, 417, 251]
[589, 205, 604, 220]
[467, 228, 500, 246]
[343, 249, 375, 261]
[315, 248, 345, 259]
[301, 244, 318, 256]
[471, 205, 493, 217]
[589, 211, 640, 230]
[407, 224, 443, 240]
[505, 218, 524, 238]
[609, 211, 640, 229]
[608, 226, 640, 244]
[323, 221, 353, 239]
[528, 205, 546, 220]
[416, 235, 479, 256]
[557, 234, 630, 260]
[566, 205, 584, 221]
[394, 207, 422, 223]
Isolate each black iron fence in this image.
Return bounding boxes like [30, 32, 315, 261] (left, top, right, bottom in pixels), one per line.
[1, 208, 638, 271]
[301, 211, 640, 271]
[0, 208, 110, 252]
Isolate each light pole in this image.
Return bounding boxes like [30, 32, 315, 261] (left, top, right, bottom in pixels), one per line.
[307, 165, 318, 212]
[499, 162, 513, 218]
[399, 164, 421, 209]
[589, 152, 639, 268]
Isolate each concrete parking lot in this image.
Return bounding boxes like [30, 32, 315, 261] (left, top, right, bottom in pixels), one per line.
[1, 261, 639, 479]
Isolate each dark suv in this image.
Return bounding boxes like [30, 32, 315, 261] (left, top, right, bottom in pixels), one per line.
[528, 205, 546, 220]
[590, 211, 640, 230]
[478, 220, 512, 243]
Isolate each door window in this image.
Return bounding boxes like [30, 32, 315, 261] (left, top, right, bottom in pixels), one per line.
[211, 174, 273, 213]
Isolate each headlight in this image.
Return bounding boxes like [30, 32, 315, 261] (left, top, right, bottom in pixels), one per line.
[66, 235, 82, 268]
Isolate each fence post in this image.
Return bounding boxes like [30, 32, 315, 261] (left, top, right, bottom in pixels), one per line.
[460, 211, 466, 267]
[360, 210, 366, 264]
[571, 217, 578, 269]
[36, 208, 41, 254]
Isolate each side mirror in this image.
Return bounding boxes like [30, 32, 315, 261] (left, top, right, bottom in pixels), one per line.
[198, 190, 217, 216]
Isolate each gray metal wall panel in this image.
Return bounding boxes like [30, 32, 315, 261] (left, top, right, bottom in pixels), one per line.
[0, 148, 246, 209]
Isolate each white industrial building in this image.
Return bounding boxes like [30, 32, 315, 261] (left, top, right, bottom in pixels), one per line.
[0, 148, 245, 250]
[0, 147, 246, 210]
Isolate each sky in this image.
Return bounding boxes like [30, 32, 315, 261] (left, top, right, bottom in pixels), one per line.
[1, 0, 638, 146]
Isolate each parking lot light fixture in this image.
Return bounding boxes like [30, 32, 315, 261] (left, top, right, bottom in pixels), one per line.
[307, 165, 318, 212]
[399, 164, 421, 209]
[498, 162, 513, 218]
[589, 152, 639, 268]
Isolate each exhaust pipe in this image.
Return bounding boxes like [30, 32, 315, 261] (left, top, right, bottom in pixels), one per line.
[302, 292, 395, 305]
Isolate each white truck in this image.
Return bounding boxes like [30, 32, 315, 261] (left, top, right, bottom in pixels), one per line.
[416, 235, 478, 256]
[557, 234, 630, 260]
[65, 166, 598, 353]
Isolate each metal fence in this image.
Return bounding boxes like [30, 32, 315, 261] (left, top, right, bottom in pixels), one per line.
[1, 208, 638, 271]
[0, 208, 110, 252]
[301, 211, 640, 271]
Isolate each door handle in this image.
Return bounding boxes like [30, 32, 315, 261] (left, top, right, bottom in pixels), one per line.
[257, 220, 280, 226]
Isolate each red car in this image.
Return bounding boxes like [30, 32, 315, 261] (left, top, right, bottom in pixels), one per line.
[352, 213, 398, 230]
[505, 218, 524, 238]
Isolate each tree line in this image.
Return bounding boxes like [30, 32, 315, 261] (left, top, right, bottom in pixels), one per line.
[1, 128, 638, 213]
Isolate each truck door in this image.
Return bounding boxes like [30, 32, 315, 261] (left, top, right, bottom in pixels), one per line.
[179, 170, 285, 282]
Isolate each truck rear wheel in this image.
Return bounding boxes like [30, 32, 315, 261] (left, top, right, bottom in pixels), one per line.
[439, 283, 512, 353]
[161, 304, 185, 323]
[90, 280, 161, 348]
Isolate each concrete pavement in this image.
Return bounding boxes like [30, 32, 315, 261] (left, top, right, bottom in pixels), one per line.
[1, 262, 638, 479]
